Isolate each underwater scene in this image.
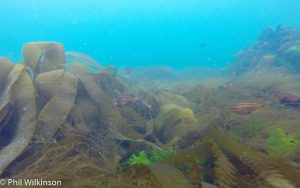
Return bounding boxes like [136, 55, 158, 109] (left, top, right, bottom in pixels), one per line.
[1, 0, 300, 187]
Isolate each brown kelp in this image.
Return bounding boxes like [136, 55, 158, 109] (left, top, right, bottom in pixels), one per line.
[0, 63, 36, 175]
[0, 35, 300, 188]
[22, 42, 65, 75]
[35, 70, 78, 141]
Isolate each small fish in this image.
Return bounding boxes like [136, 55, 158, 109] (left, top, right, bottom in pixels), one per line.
[121, 68, 131, 75]
[115, 94, 138, 106]
[229, 102, 265, 115]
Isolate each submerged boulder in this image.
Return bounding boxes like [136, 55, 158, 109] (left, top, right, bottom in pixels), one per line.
[282, 44, 300, 67]
[154, 104, 199, 144]
[232, 26, 300, 74]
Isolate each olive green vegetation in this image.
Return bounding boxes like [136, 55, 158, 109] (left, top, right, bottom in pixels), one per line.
[1, 41, 300, 187]
[153, 103, 199, 143]
[125, 149, 170, 166]
[238, 117, 267, 140]
[267, 128, 299, 154]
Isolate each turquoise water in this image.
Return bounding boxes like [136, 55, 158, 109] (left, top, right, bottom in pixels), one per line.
[1, 0, 300, 69]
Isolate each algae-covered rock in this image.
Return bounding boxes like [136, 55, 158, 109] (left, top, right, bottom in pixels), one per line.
[283, 44, 300, 69]
[154, 104, 199, 143]
[284, 45, 300, 59]
[231, 27, 300, 73]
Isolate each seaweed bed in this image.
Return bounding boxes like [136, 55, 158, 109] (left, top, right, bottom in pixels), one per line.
[0, 27, 300, 188]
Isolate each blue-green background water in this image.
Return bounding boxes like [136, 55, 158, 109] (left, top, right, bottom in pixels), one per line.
[0, 0, 300, 69]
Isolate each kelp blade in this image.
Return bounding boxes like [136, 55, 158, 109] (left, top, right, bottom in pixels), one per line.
[35, 70, 78, 140]
[0, 68, 36, 175]
[22, 42, 65, 75]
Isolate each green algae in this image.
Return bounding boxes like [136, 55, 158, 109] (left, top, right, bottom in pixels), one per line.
[149, 149, 170, 162]
[126, 149, 170, 166]
[267, 128, 299, 154]
[127, 151, 151, 165]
